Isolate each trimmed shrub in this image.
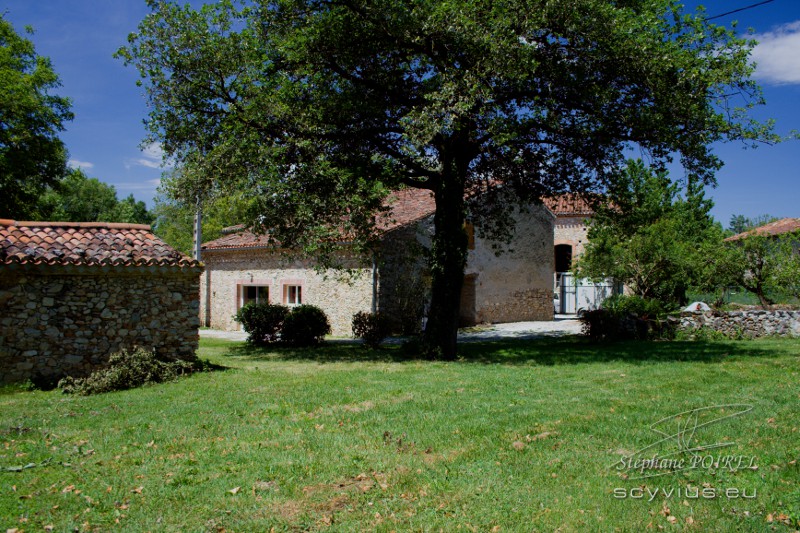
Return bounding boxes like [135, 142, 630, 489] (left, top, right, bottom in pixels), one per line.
[352, 311, 391, 348]
[59, 347, 199, 395]
[234, 302, 289, 345]
[601, 294, 668, 318]
[281, 305, 331, 346]
[581, 295, 675, 341]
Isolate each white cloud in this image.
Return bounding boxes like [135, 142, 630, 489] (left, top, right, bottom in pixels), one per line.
[68, 159, 94, 170]
[751, 21, 800, 85]
[125, 142, 174, 170]
[116, 178, 161, 190]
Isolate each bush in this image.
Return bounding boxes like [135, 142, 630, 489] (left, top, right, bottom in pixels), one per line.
[601, 294, 669, 318]
[281, 305, 331, 346]
[352, 311, 391, 348]
[59, 347, 199, 395]
[581, 295, 676, 341]
[234, 302, 289, 345]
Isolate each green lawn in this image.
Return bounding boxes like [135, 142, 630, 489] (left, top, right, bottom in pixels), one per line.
[1, 336, 799, 531]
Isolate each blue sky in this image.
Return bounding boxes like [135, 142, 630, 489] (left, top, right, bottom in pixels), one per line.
[1, 0, 798, 226]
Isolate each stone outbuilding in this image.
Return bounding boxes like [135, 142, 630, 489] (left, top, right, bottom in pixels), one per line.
[200, 189, 555, 336]
[0, 220, 203, 384]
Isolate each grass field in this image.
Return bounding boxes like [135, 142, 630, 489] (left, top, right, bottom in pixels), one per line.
[1, 336, 799, 531]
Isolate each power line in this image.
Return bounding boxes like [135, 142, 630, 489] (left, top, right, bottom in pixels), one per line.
[706, 0, 776, 21]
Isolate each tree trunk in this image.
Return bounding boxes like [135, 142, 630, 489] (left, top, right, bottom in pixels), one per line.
[423, 176, 468, 360]
[755, 285, 774, 309]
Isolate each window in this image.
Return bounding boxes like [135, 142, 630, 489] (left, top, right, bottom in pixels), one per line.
[240, 285, 268, 308]
[284, 285, 302, 306]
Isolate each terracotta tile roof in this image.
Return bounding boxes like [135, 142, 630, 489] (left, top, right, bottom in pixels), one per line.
[377, 188, 436, 231]
[203, 189, 438, 251]
[202, 189, 587, 250]
[202, 228, 275, 250]
[0, 219, 202, 268]
[543, 194, 596, 216]
[724, 217, 800, 242]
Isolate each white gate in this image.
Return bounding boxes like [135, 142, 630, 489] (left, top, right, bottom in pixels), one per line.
[554, 273, 619, 315]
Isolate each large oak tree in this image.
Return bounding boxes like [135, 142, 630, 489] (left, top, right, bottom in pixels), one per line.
[120, 0, 775, 358]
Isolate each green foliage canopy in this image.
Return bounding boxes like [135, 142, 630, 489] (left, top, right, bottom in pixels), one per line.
[576, 160, 721, 306]
[39, 168, 154, 225]
[151, 168, 254, 254]
[728, 213, 778, 235]
[724, 230, 800, 307]
[0, 17, 73, 219]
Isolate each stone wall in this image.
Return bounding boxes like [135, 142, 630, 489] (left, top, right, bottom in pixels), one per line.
[200, 249, 373, 337]
[0, 266, 201, 384]
[554, 216, 591, 258]
[377, 222, 431, 333]
[468, 204, 555, 323]
[200, 202, 556, 336]
[679, 310, 800, 338]
[376, 203, 555, 328]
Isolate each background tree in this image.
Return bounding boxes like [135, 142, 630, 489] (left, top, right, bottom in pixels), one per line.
[576, 159, 720, 307]
[119, 0, 776, 358]
[38, 168, 154, 224]
[112, 194, 155, 225]
[727, 234, 781, 308]
[728, 213, 778, 235]
[774, 232, 800, 301]
[0, 16, 73, 219]
[725, 230, 800, 308]
[151, 171, 253, 255]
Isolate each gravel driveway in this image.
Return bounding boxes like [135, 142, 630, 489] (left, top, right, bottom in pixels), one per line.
[200, 316, 582, 343]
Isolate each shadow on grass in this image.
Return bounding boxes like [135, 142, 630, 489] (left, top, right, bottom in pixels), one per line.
[217, 336, 792, 366]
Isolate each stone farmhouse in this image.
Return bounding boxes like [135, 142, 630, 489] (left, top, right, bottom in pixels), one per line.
[0, 220, 203, 384]
[200, 188, 557, 336]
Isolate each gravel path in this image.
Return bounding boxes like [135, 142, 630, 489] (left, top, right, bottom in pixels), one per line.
[200, 316, 582, 343]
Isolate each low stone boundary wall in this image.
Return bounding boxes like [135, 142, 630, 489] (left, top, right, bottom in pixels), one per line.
[679, 310, 800, 338]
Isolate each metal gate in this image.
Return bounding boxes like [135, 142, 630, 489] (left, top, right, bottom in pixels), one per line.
[554, 273, 620, 315]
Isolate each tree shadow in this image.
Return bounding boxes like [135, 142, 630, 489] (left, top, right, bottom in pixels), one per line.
[217, 336, 791, 366]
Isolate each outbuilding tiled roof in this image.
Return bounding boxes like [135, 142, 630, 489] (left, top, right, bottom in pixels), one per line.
[543, 193, 596, 216]
[724, 218, 800, 242]
[202, 189, 587, 250]
[201, 228, 275, 250]
[377, 188, 436, 231]
[203, 189, 439, 251]
[0, 220, 202, 268]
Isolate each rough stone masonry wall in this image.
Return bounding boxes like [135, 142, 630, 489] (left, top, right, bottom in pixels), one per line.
[377, 223, 431, 333]
[468, 204, 555, 323]
[377, 204, 555, 328]
[200, 249, 373, 337]
[554, 216, 591, 258]
[679, 310, 800, 338]
[0, 268, 201, 384]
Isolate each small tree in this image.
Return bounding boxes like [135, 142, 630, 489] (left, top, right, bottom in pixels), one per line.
[728, 214, 778, 236]
[729, 235, 780, 308]
[725, 230, 800, 308]
[775, 233, 800, 301]
[576, 160, 718, 307]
